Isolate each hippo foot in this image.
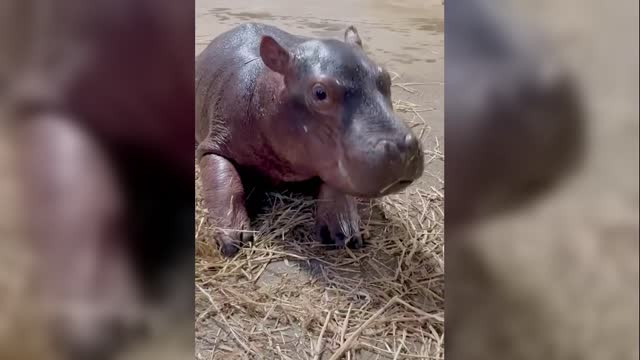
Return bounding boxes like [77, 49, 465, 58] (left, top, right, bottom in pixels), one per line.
[214, 229, 254, 257]
[316, 220, 363, 249]
[316, 184, 363, 249]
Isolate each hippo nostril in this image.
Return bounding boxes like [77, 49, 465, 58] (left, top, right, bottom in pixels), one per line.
[375, 140, 398, 155]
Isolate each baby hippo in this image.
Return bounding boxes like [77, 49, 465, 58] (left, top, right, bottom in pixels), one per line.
[196, 23, 424, 256]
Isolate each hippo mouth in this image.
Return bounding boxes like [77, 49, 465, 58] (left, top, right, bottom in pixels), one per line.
[378, 179, 414, 195]
[332, 155, 421, 198]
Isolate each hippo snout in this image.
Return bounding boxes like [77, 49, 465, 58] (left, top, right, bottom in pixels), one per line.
[330, 126, 425, 198]
[370, 131, 424, 195]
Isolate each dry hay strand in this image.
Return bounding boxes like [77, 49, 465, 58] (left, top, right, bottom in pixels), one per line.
[195, 175, 444, 359]
[389, 71, 443, 95]
[389, 74, 438, 144]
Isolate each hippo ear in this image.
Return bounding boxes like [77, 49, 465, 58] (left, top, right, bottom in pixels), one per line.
[259, 36, 291, 74]
[344, 26, 363, 48]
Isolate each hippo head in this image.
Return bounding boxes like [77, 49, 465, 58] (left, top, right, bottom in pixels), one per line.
[259, 26, 424, 198]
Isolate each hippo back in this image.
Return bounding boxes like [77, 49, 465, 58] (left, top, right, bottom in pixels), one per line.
[195, 23, 307, 158]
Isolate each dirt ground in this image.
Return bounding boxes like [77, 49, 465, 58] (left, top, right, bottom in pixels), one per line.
[195, 1, 445, 359]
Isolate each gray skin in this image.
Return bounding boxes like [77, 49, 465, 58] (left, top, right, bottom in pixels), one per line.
[196, 23, 424, 256]
[196, 23, 424, 257]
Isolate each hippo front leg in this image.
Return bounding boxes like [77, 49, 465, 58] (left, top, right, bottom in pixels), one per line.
[315, 183, 363, 249]
[199, 154, 252, 257]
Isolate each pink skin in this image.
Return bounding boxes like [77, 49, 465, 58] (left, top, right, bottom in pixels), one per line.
[197, 24, 423, 257]
[17, 113, 143, 358]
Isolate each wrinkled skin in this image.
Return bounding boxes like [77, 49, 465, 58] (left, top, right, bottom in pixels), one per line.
[6, 0, 194, 359]
[196, 23, 424, 257]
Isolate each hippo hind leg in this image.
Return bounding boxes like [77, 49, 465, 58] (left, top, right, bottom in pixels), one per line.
[199, 154, 252, 257]
[315, 183, 363, 249]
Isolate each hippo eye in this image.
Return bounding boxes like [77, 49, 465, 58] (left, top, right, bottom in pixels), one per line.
[312, 84, 328, 101]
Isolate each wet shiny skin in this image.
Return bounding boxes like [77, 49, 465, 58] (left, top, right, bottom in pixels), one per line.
[196, 23, 424, 256]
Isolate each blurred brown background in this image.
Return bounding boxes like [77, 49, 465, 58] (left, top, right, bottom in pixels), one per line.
[1, 0, 637, 359]
[447, 1, 638, 359]
[1, 0, 195, 359]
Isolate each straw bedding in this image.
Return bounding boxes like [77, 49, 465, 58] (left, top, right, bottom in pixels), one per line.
[195, 80, 445, 360]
